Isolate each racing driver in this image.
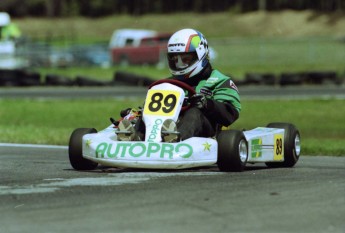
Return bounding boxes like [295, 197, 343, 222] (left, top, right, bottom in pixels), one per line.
[117, 28, 241, 142]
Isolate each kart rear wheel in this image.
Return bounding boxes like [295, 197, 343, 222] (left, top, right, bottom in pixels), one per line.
[265, 122, 301, 168]
[217, 130, 248, 172]
[69, 128, 98, 170]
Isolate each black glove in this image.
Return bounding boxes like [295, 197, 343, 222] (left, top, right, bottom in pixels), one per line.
[189, 93, 208, 110]
[120, 108, 132, 117]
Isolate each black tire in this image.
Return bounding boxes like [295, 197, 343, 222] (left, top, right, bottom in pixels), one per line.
[0, 69, 20, 86]
[113, 71, 141, 86]
[217, 130, 248, 172]
[69, 128, 98, 170]
[18, 71, 41, 86]
[45, 74, 74, 86]
[265, 122, 301, 168]
[75, 76, 107, 86]
[279, 73, 304, 86]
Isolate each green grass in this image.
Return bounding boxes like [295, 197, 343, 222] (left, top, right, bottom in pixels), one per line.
[0, 98, 142, 145]
[211, 38, 345, 78]
[0, 98, 344, 156]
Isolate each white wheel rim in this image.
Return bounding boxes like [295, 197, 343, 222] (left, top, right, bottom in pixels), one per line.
[239, 139, 248, 163]
[295, 133, 301, 157]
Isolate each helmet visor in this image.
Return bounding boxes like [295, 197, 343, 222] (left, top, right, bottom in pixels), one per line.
[167, 52, 198, 71]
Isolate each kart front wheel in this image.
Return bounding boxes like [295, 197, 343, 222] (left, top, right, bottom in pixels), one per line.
[265, 122, 301, 168]
[217, 130, 248, 172]
[69, 128, 98, 170]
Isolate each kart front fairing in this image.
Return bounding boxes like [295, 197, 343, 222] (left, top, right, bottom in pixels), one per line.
[81, 82, 218, 169]
[82, 128, 217, 169]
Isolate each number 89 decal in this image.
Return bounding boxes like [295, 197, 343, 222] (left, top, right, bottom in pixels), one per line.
[274, 134, 284, 161]
[144, 90, 180, 116]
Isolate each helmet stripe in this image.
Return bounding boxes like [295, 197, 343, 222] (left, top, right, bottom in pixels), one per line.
[185, 34, 198, 52]
[190, 36, 201, 51]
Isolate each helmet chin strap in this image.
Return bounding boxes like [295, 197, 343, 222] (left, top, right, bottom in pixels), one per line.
[175, 55, 188, 69]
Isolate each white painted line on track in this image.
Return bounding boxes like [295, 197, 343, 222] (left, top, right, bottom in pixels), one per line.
[0, 143, 68, 149]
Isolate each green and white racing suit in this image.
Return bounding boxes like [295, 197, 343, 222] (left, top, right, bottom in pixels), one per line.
[195, 69, 241, 127]
[172, 66, 241, 139]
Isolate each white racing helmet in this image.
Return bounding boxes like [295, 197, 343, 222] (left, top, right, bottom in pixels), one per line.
[0, 12, 11, 26]
[167, 29, 209, 78]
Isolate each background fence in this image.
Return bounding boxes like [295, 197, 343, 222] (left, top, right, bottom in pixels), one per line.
[11, 36, 344, 75]
[1, 35, 343, 87]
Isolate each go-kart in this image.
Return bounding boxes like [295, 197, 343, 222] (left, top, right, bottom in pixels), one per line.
[69, 79, 301, 172]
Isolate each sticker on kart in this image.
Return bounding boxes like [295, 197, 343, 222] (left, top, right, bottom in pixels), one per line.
[95, 142, 193, 159]
[83, 138, 217, 162]
[143, 89, 181, 116]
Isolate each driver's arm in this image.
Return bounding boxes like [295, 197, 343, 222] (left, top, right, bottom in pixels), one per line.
[204, 81, 241, 127]
[204, 99, 239, 126]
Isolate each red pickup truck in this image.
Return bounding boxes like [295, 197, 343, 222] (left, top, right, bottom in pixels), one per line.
[109, 29, 171, 65]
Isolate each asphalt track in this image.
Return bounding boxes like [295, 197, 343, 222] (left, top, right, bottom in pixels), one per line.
[0, 144, 344, 233]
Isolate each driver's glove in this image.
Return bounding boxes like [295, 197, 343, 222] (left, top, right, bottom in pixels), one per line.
[120, 108, 132, 117]
[189, 93, 208, 110]
[119, 107, 142, 123]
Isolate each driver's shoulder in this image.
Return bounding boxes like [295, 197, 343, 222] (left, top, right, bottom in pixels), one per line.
[203, 69, 231, 87]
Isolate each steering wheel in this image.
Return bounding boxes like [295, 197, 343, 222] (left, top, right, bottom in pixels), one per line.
[149, 79, 196, 112]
